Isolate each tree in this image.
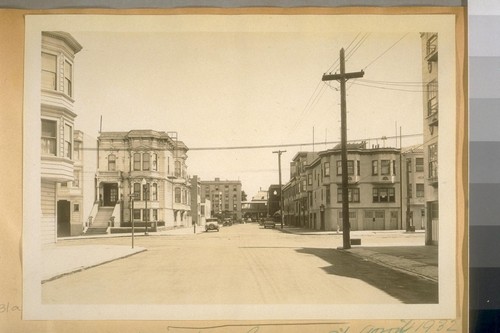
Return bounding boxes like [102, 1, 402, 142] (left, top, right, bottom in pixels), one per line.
[241, 190, 248, 201]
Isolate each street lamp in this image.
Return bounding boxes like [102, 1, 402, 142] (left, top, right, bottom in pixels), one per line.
[142, 178, 149, 235]
[320, 204, 325, 231]
[129, 192, 136, 249]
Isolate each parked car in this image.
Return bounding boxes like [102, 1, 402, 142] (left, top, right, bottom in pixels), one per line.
[223, 218, 233, 226]
[205, 218, 220, 232]
[263, 219, 276, 229]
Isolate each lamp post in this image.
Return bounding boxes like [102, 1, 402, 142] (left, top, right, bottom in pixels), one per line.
[142, 178, 149, 236]
[129, 193, 136, 249]
[320, 204, 325, 231]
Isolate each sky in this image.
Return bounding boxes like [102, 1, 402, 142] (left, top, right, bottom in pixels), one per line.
[67, 15, 427, 198]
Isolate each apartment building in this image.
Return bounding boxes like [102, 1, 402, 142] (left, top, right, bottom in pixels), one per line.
[290, 142, 401, 232]
[283, 152, 318, 227]
[421, 32, 439, 245]
[200, 178, 242, 220]
[40, 32, 82, 244]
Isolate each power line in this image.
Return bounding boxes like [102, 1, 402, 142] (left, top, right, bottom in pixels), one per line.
[350, 81, 435, 93]
[358, 79, 426, 86]
[345, 33, 370, 63]
[75, 133, 423, 152]
[325, 32, 362, 74]
[363, 33, 409, 71]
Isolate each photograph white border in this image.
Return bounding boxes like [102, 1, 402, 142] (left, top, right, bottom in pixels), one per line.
[23, 13, 457, 321]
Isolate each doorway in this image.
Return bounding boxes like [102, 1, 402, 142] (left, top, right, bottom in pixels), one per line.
[57, 200, 71, 237]
[103, 183, 118, 206]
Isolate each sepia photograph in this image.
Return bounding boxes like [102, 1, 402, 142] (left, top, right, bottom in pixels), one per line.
[22, 11, 460, 323]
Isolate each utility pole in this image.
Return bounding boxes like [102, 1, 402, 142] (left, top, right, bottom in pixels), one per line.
[273, 150, 286, 229]
[322, 48, 364, 249]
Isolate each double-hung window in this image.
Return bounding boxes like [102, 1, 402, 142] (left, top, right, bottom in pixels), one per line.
[133, 153, 141, 171]
[416, 158, 424, 172]
[323, 162, 330, 177]
[381, 160, 391, 175]
[41, 119, 57, 156]
[175, 187, 181, 203]
[64, 124, 72, 159]
[336, 160, 354, 175]
[42, 52, 57, 91]
[427, 80, 438, 116]
[108, 154, 116, 171]
[337, 188, 360, 203]
[372, 160, 378, 175]
[64, 61, 73, 97]
[429, 143, 438, 179]
[142, 153, 150, 171]
[373, 187, 396, 203]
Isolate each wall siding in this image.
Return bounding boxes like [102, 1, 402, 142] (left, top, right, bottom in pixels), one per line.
[41, 180, 56, 244]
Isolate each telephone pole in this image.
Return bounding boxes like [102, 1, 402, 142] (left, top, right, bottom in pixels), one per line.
[273, 150, 286, 229]
[322, 48, 364, 249]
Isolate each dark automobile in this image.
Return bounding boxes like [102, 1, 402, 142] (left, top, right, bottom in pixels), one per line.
[223, 218, 233, 226]
[205, 218, 220, 232]
[263, 219, 276, 229]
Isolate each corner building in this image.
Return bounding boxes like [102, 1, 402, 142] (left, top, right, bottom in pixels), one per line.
[96, 130, 191, 230]
[40, 32, 82, 244]
[421, 32, 439, 245]
[285, 142, 401, 231]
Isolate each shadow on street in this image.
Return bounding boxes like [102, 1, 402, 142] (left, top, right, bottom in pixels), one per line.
[296, 247, 438, 304]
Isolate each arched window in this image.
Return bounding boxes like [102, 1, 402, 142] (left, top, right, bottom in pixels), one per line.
[108, 154, 116, 171]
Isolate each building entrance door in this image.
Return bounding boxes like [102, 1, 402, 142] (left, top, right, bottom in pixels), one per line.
[103, 183, 118, 206]
[57, 200, 71, 237]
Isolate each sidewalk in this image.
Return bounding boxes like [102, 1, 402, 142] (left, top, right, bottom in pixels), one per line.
[42, 244, 147, 283]
[280, 225, 438, 282]
[42, 226, 201, 282]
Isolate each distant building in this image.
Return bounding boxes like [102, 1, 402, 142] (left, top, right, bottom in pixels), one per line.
[421, 32, 439, 245]
[40, 32, 82, 244]
[241, 189, 268, 220]
[200, 178, 242, 220]
[401, 145, 426, 231]
[282, 152, 318, 227]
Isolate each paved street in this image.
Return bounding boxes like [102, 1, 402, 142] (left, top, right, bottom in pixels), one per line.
[42, 223, 437, 304]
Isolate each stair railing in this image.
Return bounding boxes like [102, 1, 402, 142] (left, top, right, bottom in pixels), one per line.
[84, 202, 100, 234]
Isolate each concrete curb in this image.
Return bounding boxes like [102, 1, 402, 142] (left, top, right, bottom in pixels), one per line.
[42, 247, 147, 283]
[344, 248, 438, 283]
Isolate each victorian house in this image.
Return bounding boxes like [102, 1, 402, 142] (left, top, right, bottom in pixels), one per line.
[92, 130, 191, 234]
[40, 32, 82, 244]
